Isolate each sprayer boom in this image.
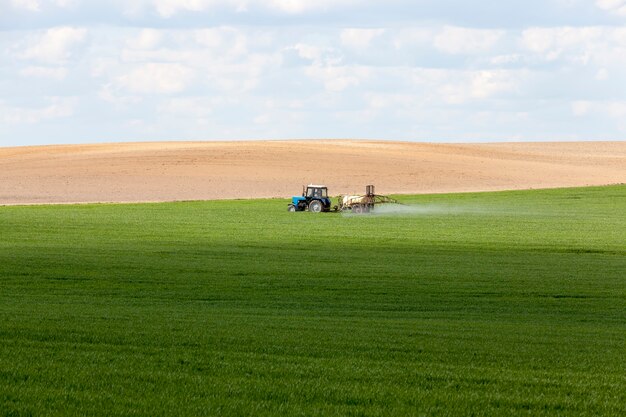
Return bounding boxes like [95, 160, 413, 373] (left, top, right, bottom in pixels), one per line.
[337, 185, 402, 214]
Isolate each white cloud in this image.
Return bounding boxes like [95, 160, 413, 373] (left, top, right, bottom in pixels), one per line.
[10, 0, 78, 11]
[90, 57, 118, 77]
[365, 93, 405, 109]
[0, 97, 76, 124]
[521, 27, 603, 55]
[607, 101, 626, 118]
[290, 43, 322, 62]
[571, 100, 591, 116]
[115, 48, 275, 93]
[122, 0, 247, 18]
[519, 26, 626, 67]
[104, 28, 280, 95]
[115, 63, 194, 94]
[151, 0, 217, 18]
[570, 100, 626, 124]
[265, 0, 358, 14]
[267, 0, 326, 14]
[490, 54, 522, 65]
[364, 92, 417, 110]
[194, 27, 248, 56]
[253, 113, 271, 124]
[304, 65, 370, 92]
[340, 28, 385, 49]
[98, 83, 142, 105]
[287, 43, 342, 66]
[126, 29, 162, 50]
[434, 26, 504, 54]
[194, 28, 225, 48]
[208, 53, 280, 93]
[392, 28, 433, 50]
[520, 28, 553, 54]
[3, 18, 626, 144]
[596, 0, 626, 16]
[595, 68, 609, 80]
[11, 0, 41, 11]
[54, 0, 78, 6]
[20, 26, 87, 63]
[19, 66, 68, 80]
[412, 69, 526, 105]
[245, 98, 306, 127]
[119, 47, 196, 65]
[158, 97, 217, 117]
[470, 70, 519, 98]
[121, 0, 358, 17]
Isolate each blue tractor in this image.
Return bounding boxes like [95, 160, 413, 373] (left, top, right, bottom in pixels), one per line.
[288, 184, 332, 213]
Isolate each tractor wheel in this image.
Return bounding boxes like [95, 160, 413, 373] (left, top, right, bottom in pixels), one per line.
[288, 205, 296, 212]
[352, 204, 363, 214]
[309, 200, 323, 213]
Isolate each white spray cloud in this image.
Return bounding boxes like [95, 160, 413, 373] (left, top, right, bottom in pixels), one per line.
[343, 203, 537, 218]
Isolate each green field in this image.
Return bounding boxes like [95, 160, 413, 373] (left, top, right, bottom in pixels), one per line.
[1, 185, 625, 416]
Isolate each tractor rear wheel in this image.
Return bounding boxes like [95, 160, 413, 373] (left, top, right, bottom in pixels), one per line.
[353, 204, 363, 214]
[288, 205, 296, 212]
[309, 200, 323, 213]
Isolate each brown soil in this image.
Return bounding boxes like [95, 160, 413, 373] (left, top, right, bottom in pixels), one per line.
[1, 140, 624, 205]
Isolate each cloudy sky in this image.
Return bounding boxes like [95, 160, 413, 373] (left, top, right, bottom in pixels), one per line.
[1, 0, 626, 146]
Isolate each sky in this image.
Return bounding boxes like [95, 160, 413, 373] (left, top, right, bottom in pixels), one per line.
[1, 0, 626, 146]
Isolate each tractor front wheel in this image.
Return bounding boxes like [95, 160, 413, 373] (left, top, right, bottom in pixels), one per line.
[288, 204, 296, 212]
[353, 204, 363, 214]
[309, 200, 323, 213]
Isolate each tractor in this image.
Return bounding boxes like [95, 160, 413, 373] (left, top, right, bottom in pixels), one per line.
[288, 184, 332, 213]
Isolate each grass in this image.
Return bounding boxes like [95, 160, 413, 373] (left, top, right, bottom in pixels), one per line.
[0, 185, 625, 416]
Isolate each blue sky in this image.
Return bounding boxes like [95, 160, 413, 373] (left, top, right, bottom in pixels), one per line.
[1, 0, 626, 146]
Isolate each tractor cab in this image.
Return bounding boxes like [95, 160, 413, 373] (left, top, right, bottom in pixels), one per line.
[305, 185, 328, 199]
[288, 184, 332, 212]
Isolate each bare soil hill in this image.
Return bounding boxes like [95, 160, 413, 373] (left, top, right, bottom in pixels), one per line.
[1, 140, 624, 205]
